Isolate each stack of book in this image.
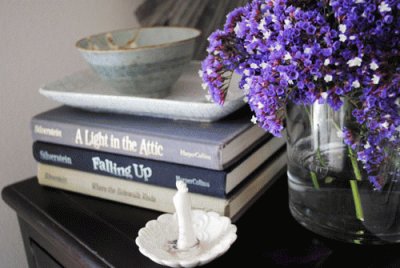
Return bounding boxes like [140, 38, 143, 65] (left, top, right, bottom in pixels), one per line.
[31, 104, 286, 221]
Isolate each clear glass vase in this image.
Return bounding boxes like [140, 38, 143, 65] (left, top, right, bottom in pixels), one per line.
[286, 102, 400, 245]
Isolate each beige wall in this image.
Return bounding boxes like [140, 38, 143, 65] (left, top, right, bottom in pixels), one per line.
[0, 1, 142, 266]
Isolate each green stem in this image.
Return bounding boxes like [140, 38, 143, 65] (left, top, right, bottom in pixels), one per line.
[305, 103, 365, 222]
[350, 180, 364, 221]
[307, 104, 365, 222]
[348, 147, 362, 181]
[348, 146, 364, 221]
[316, 146, 326, 167]
[304, 105, 325, 189]
[310, 171, 320, 189]
[353, 230, 364, 244]
[328, 105, 365, 221]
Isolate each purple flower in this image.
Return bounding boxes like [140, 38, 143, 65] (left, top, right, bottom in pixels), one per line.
[201, 0, 400, 190]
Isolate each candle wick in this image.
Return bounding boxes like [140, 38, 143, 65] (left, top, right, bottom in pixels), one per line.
[176, 180, 188, 192]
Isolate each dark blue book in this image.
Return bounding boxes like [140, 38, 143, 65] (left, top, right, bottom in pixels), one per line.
[33, 136, 284, 197]
[31, 106, 267, 170]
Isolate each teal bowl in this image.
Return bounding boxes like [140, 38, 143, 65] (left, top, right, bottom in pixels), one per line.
[76, 27, 201, 97]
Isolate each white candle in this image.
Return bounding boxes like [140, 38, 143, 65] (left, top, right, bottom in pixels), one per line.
[173, 181, 198, 250]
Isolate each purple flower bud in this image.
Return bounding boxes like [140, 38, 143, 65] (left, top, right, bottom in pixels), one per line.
[321, 48, 332, 57]
[306, 25, 317, 35]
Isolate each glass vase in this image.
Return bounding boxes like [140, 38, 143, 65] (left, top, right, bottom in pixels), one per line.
[286, 102, 400, 245]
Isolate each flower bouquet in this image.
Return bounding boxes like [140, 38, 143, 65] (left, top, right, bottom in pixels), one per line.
[200, 0, 399, 244]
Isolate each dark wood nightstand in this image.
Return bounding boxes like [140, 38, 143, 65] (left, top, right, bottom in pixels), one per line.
[3, 175, 400, 268]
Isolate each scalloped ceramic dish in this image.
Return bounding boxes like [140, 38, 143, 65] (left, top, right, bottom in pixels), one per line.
[39, 61, 245, 122]
[135, 210, 237, 267]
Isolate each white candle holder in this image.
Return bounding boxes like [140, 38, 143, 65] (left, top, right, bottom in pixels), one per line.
[135, 181, 237, 267]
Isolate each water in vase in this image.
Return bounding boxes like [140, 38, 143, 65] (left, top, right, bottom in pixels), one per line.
[286, 103, 400, 244]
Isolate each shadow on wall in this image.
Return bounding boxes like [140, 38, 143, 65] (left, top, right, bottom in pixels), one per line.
[136, 0, 249, 60]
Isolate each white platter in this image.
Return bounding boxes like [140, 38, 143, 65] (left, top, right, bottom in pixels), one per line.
[39, 62, 245, 122]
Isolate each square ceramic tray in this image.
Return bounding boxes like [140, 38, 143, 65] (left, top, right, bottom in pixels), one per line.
[39, 62, 245, 122]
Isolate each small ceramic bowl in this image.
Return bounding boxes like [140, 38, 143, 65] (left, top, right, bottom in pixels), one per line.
[76, 27, 201, 97]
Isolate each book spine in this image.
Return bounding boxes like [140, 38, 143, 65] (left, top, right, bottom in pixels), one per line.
[228, 150, 287, 221]
[37, 164, 227, 216]
[33, 142, 228, 197]
[31, 118, 223, 169]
